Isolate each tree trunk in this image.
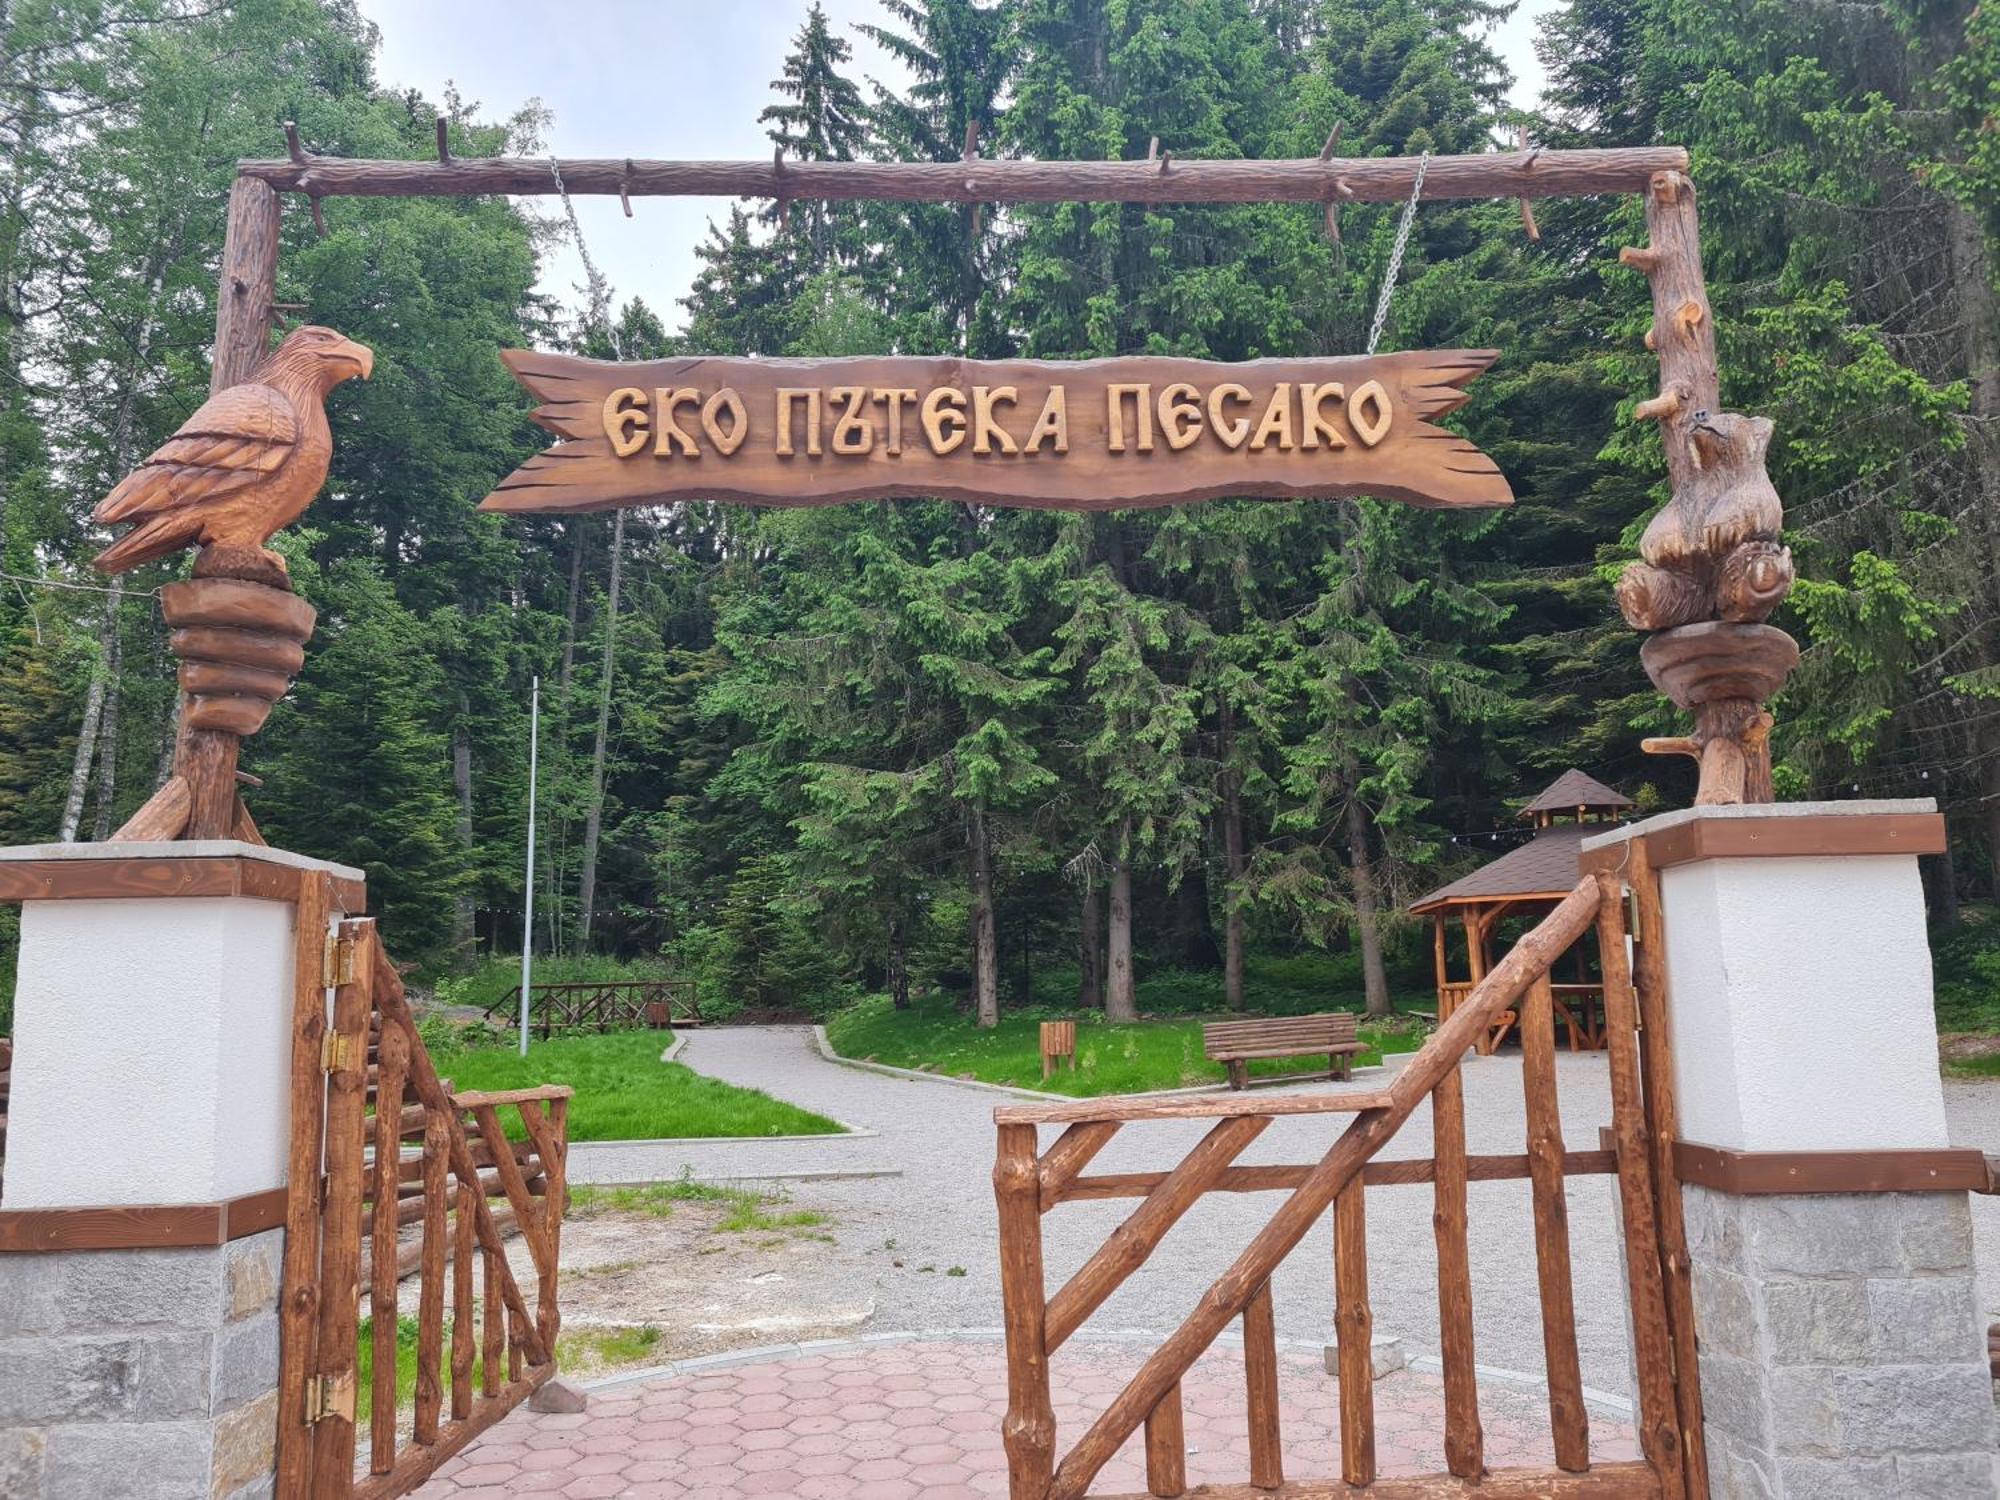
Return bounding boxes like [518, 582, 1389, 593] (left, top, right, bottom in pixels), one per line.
[1924, 848, 1960, 929]
[1222, 765, 1247, 1011]
[577, 509, 626, 948]
[1343, 785, 1392, 1018]
[452, 699, 475, 962]
[1106, 823, 1137, 1021]
[154, 689, 181, 790]
[887, 912, 909, 1010]
[88, 580, 125, 840]
[558, 518, 587, 699]
[1079, 876, 1104, 1010]
[58, 664, 108, 843]
[970, 804, 999, 1028]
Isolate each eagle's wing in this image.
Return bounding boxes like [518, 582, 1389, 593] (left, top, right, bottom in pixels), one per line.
[93, 382, 299, 525]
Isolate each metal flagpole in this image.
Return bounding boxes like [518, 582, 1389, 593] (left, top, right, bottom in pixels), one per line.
[518, 674, 540, 1057]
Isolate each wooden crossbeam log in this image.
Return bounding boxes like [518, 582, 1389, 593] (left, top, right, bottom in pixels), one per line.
[236, 146, 1689, 206]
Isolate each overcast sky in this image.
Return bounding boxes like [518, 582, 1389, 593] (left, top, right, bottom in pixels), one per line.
[353, 1, 1554, 330]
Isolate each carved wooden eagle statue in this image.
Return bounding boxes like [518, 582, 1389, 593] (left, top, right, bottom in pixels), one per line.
[91, 325, 373, 582]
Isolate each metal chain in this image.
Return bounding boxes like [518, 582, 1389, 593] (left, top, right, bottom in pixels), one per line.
[549, 154, 623, 360]
[1365, 150, 1429, 356]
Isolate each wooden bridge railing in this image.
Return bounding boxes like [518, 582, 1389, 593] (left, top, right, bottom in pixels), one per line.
[993, 872, 1700, 1500]
[278, 889, 572, 1500]
[484, 977, 699, 1037]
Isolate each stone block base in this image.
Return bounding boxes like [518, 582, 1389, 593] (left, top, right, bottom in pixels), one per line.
[1685, 1184, 1997, 1498]
[0, 1228, 282, 1499]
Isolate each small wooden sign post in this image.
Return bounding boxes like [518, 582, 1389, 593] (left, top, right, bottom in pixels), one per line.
[478, 349, 1513, 514]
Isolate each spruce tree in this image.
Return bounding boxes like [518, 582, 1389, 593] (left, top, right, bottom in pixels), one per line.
[761, 3, 871, 264]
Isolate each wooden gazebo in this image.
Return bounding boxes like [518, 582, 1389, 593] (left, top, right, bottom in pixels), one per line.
[1411, 769, 1635, 1054]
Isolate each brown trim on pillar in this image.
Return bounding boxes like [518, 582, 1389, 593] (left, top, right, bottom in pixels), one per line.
[1579, 811, 1945, 876]
[1673, 1140, 1995, 1196]
[0, 854, 364, 911]
[0, 1185, 291, 1252]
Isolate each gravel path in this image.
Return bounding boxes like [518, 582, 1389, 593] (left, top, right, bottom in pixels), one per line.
[612, 1026, 2000, 1406]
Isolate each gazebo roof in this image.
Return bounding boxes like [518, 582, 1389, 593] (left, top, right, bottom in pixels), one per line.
[1409, 823, 1594, 914]
[1516, 768, 1634, 820]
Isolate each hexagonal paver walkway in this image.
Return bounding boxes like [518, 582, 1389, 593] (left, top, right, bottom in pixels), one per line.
[412, 1335, 1638, 1498]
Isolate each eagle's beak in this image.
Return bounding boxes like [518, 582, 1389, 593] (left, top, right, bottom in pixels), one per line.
[333, 338, 374, 380]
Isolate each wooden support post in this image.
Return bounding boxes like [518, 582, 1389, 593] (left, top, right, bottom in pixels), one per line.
[1333, 1182, 1374, 1486]
[1243, 1281, 1283, 1490]
[1595, 872, 1689, 1496]
[451, 1178, 474, 1421]
[153, 173, 288, 842]
[1521, 972, 1590, 1472]
[414, 1112, 448, 1445]
[996, 1121, 1057, 1499]
[370, 1017, 408, 1472]
[481, 1238, 503, 1398]
[516, 1097, 565, 1351]
[304, 918, 374, 1495]
[1462, 912, 1491, 1054]
[1629, 841, 1709, 1499]
[1431, 1063, 1483, 1478]
[213, 176, 281, 392]
[274, 871, 332, 1493]
[1630, 170, 1719, 493]
[1431, 913, 1448, 1016]
[1144, 1382, 1187, 1498]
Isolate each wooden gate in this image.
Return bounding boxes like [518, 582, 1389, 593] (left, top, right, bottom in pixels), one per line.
[276, 871, 572, 1499]
[994, 861, 1705, 1499]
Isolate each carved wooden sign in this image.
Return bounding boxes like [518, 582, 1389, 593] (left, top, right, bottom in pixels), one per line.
[479, 349, 1511, 515]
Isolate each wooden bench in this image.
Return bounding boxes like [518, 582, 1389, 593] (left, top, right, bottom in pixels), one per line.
[1203, 1012, 1366, 1090]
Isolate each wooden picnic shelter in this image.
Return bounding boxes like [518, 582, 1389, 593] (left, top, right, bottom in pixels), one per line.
[1412, 769, 1635, 1054]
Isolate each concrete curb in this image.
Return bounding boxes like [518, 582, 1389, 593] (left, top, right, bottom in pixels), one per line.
[551, 1029, 890, 1183]
[1403, 1353, 1636, 1421]
[811, 1025, 1068, 1099]
[569, 1164, 905, 1188]
[812, 1024, 1401, 1102]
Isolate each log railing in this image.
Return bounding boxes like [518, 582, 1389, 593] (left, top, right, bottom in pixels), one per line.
[484, 977, 699, 1037]
[993, 873, 1695, 1500]
[278, 879, 572, 1500]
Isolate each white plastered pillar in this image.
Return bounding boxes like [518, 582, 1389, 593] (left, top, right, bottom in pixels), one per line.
[0, 841, 363, 1500]
[1582, 802, 1996, 1499]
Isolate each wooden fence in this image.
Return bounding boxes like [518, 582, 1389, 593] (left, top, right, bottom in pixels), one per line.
[279, 873, 571, 1498]
[484, 978, 699, 1037]
[993, 865, 1705, 1500]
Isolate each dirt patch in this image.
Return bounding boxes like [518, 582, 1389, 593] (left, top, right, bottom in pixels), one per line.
[1940, 1033, 2000, 1063]
[509, 1182, 882, 1381]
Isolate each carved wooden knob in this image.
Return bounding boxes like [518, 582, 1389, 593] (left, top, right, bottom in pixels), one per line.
[160, 578, 317, 737]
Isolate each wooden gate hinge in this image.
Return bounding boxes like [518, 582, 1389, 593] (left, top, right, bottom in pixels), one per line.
[304, 1370, 356, 1425]
[322, 930, 356, 988]
[320, 1029, 356, 1073]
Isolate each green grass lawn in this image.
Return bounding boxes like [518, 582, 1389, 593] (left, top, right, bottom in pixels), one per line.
[823, 993, 1420, 1097]
[1930, 902, 2000, 1078]
[431, 1029, 842, 1140]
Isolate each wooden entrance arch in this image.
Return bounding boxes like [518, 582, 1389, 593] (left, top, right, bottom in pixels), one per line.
[185, 130, 1754, 1500]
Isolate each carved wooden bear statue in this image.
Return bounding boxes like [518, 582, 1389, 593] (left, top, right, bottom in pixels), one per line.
[1615, 410, 1794, 631]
